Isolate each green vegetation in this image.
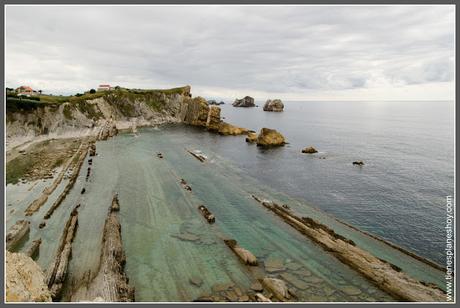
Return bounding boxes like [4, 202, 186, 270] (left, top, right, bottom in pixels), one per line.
[6, 155, 34, 184]
[7, 86, 191, 116]
[6, 97, 58, 113]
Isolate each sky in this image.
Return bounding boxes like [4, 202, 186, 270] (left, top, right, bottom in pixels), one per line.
[5, 5, 455, 101]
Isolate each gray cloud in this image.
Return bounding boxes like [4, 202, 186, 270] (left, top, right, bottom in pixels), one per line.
[5, 5, 455, 99]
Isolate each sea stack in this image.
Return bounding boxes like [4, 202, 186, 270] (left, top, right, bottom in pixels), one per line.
[263, 99, 284, 112]
[256, 128, 286, 147]
[233, 96, 255, 107]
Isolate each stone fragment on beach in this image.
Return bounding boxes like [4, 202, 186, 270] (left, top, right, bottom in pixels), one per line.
[212, 282, 234, 293]
[255, 293, 272, 302]
[302, 146, 318, 154]
[224, 290, 239, 302]
[286, 262, 302, 271]
[250, 281, 263, 292]
[189, 276, 203, 287]
[264, 257, 285, 273]
[261, 277, 290, 301]
[340, 285, 362, 296]
[280, 273, 309, 290]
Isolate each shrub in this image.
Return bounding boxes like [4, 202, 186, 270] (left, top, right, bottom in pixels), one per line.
[89, 89, 96, 94]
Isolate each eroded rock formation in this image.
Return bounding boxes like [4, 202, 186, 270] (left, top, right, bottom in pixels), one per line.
[256, 128, 286, 147]
[46, 205, 79, 300]
[263, 99, 284, 112]
[6, 251, 52, 302]
[251, 195, 446, 302]
[224, 239, 258, 266]
[233, 96, 255, 107]
[302, 146, 318, 154]
[71, 195, 134, 302]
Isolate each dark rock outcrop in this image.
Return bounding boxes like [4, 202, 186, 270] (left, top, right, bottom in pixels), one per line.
[233, 96, 255, 107]
[353, 161, 364, 166]
[263, 99, 284, 112]
[256, 128, 286, 147]
[302, 146, 318, 154]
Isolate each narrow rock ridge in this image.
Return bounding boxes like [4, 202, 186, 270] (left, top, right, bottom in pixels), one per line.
[71, 194, 134, 302]
[43, 144, 89, 220]
[45, 204, 80, 300]
[6, 220, 30, 251]
[224, 239, 258, 266]
[251, 195, 446, 302]
[24, 142, 84, 216]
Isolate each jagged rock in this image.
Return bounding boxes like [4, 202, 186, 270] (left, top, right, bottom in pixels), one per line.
[353, 161, 364, 166]
[218, 122, 250, 136]
[245, 132, 257, 143]
[6, 251, 52, 302]
[302, 146, 318, 154]
[207, 100, 224, 105]
[6, 220, 30, 251]
[261, 277, 290, 301]
[233, 96, 255, 107]
[181, 96, 210, 127]
[206, 106, 221, 132]
[263, 99, 284, 112]
[256, 128, 286, 147]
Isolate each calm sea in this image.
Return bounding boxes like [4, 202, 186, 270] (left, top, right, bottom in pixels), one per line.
[212, 100, 454, 265]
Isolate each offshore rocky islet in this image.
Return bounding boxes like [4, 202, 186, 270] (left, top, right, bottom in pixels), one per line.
[5, 86, 447, 302]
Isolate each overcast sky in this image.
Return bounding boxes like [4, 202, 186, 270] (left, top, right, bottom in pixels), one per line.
[6, 5, 455, 101]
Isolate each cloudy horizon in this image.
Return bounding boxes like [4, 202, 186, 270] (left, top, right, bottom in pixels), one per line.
[5, 5, 455, 101]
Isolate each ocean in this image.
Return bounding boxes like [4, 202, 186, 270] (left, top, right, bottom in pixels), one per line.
[216, 100, 455, 265]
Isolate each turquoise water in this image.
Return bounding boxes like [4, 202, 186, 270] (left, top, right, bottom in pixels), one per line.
[6, 123, 447, 301]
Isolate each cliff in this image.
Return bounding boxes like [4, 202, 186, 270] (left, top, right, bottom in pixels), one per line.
[6, 85, 248, 150]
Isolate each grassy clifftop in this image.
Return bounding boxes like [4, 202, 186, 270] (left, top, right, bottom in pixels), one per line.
[6, 86, 191, 120]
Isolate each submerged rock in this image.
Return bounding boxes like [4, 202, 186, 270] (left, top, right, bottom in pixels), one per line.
[189, 276, 203, 287]
[6, 251, 52, 302]
[250, 281, 263, 292]
[256, 128, 286, 147]
[264, 257, 285, 273]
[302, 146, 318, 154]
[263, 99, 284, 112]
[233, 96, 255, 107]
[280, 273, 309, 290]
